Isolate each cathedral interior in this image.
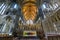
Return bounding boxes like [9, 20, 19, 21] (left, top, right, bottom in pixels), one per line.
[0, 0, 60, 40]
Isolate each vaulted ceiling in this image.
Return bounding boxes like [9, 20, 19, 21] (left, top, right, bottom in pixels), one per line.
[16, 0, 41, 21]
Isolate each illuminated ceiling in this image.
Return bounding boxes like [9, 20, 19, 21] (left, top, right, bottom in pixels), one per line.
[22, 3, 38, 21]
[22, 0, 38, 21]
[17, 0, 39, 21]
